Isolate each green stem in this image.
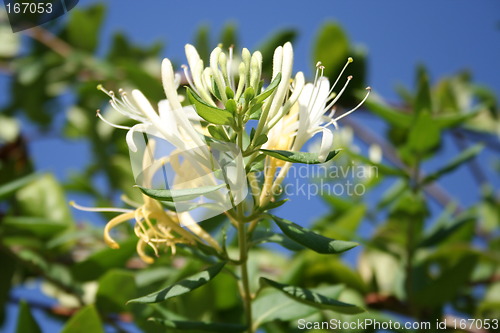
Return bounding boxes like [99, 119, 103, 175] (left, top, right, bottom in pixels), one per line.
[406, 156, 421, 318]
[235, 113, 254, 333]
[237, 204, 253, 332]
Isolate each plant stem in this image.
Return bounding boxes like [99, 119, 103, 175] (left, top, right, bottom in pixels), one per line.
[235, 113, 253, 333]
[237, 204, 253, 332]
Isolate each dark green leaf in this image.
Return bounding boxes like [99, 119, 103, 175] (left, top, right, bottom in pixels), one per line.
[60, 305, 104, 333]
[71, 239, 137, 282]
[149, 318, 246, 332]
[414, 66, 432, 114]
[0, 173, 40, 200]
[252, 285, 344, 327]
[136, 184, 226, 202]
[313, 23, 349, 79]
[270, 215, 358, 254]
[220, 23, 238, 49]
[187, 88, 234, 125]
[257, 30, 297, 77]
[364, 99, 412, 128]
[407, 112, 440, 153]
[128, 262, 226, 304]
[0, 250, 16, 324]
[66, 5, 105, 53]
[96, 270, 136, 313]
[422, 144, 483, 185]
[3, 216, 68, 237]
[419, 213, 475, 248]
[260, 149, 341, 164]
[253, 73, 281, 105]
[260, 278, 364, 314]
[253, 134, 268, 146]
[16, 301, 41, 333]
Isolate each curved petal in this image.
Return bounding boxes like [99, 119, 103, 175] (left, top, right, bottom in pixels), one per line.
[318, 127, 334, 162]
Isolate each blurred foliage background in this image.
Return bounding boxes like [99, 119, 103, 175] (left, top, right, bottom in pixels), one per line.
[1, 3, 500, 333]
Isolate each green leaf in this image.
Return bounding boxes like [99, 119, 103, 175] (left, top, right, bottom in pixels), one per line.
[16, 301, 41, 333]
[60, 305, 104, 333]
[253, 134, 268, 146]
[149, 318, 246, 332]
[252, 231, 304, 251]
[363, 98, 412, 128]
[422, 144, 483, 185]
[270, 215, 358, 254]
[253, 73, 281, 105]
[128, 262, 226, 304]
[414, 66, 433, 114]
[252, 285, 344, 327]
[16, 249, 80, 295]
[407, 112, 440, 153]
[433, 109, 480, 128]
[3, 216, 68, 238]
[96, 270, 137, 313]
[257, 30, 297, 77]
[71, 239, 137, 282]
[66, 5, 105, 53]
[0, 173, 40, 200]
[220, 23, 238, 49]
[0, 250, 16, 323]
[313, 23, 349, 79]
[260, 149, 341, 164]
[207, 125, 230, 142]
[419, 212, 475, 248]
[260, 278, 364, 314]
[136, 184, 226, 202]
[413, 250, 478, 307]
[124, 64, 165, 102]
[15, 174, 73, 228]
[187, 88, 234, 125]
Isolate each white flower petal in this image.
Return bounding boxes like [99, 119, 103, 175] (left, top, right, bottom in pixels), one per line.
[318, 127, 334, 162]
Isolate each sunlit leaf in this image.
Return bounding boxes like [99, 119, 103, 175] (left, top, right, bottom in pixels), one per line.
[270, 215, 358, 254]
[60, 305, 104, 333]
[260, 149, 341, 164]
[136, 184, 226, 202]
[128, 262, 226, 304]
[260, 278, 364, 314]
[421, 144, 483, 185]
[187, 88, 234, 125]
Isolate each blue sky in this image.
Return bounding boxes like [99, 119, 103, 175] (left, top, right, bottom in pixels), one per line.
[1, 0, 500, 331]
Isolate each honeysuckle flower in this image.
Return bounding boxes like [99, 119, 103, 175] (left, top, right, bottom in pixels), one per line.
[259, 60, 371, 205]
[85, 41, 370, 258]
[71, 140, 222, 264]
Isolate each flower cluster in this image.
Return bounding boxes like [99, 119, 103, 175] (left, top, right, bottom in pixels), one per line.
[73, 42, 370, 263]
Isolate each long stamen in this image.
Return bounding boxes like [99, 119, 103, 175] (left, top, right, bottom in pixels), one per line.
[334, 86, 372, 122]
[324, 75, 353, 111]
[329, 57, 353, 94]
[70, 201, 134, 213]
[306, 62, 322, 111]
[96, 110, 131, 130]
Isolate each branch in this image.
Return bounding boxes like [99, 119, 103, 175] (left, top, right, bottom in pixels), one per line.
[24, 26, 72, 57]
[343, 117, 464, 214]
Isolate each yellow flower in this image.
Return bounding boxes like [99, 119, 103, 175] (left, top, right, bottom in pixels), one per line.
[71, 140, 221, 264]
